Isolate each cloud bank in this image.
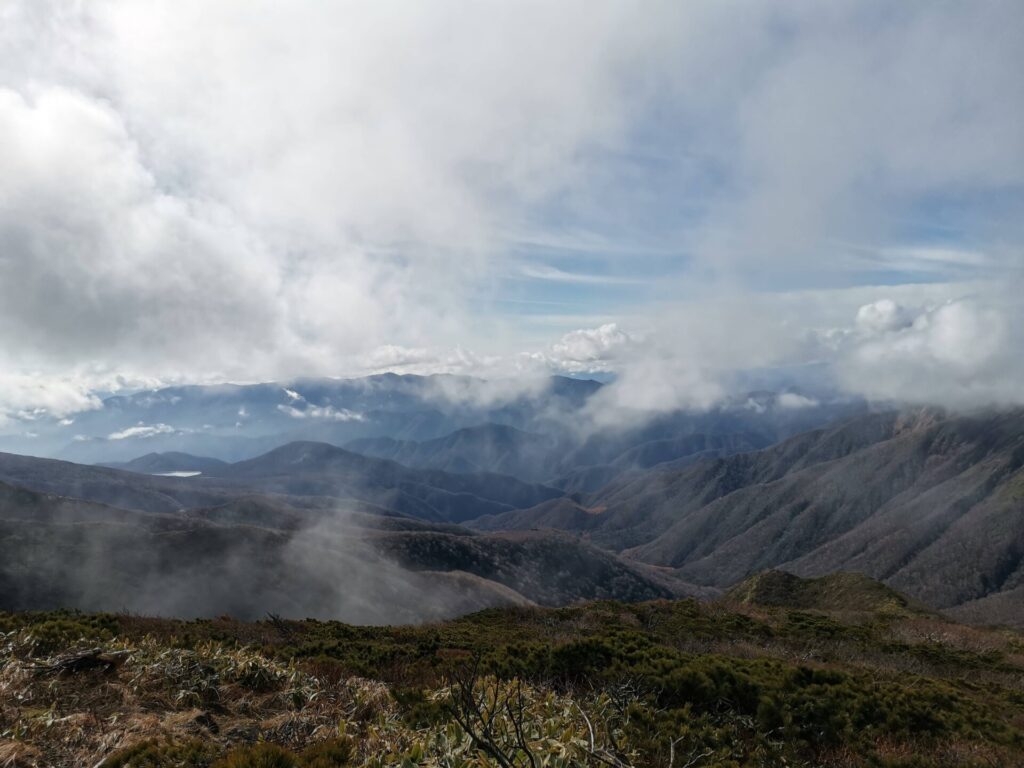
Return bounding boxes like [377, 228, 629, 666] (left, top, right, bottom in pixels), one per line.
[0, 1, 1021, 422]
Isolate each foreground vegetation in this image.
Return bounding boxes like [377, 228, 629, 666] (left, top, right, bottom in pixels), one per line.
[1, 588, 1022, 767]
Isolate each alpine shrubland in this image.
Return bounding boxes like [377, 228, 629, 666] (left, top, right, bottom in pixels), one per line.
[1, 586, 1022, 767]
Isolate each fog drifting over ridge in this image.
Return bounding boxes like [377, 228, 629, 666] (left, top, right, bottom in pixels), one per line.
[0, 1, 1021, 427]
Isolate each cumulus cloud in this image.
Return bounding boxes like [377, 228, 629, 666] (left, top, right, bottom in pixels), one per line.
[839, 295, 1024, 408]
[578, 280, 1024, 419]
[0, 1, 675, 395]
[545, 324, 633, 373]
[855, 300, 914, 335]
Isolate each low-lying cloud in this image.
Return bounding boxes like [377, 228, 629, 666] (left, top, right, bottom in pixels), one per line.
[0, 502, 526, 623]
[839, 293, 1024, 409]
[108, 422, 177, 440]
[277, 404, 365, 422]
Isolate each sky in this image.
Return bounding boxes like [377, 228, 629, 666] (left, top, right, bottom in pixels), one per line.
[0, 0, 1022, 425]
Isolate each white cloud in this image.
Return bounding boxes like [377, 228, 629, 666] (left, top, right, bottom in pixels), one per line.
[0, 373, 102, 428]
[0, 2, 1019, 419]
[577, 282, 1018, 420]
[546, 324, 633, 373]
[699, 4, 1024, 279]
[590, 354, 725, 422]
[777, 393, 820, 410]
[514, 263, 645, 286]
[876, 247, 994, 272]
[0, 1, 677, 395]
[276, 404, 364, 422]
[855, 299, 913, 334]
[108, 422, 176, 440]
[839, 294, 1023, 408]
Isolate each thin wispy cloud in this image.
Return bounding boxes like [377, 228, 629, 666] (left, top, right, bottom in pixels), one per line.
[511, 263, 649, 286]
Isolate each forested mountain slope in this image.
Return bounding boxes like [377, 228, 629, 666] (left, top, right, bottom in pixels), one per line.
[476, 410, 1024, 625]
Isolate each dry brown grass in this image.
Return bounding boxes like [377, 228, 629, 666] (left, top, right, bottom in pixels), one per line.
[0, 631, 376, 767]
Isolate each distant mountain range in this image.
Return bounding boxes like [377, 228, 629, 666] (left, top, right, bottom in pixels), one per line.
[0, 446, 695, 622]
[99, 451, 228, 474]
[0, 441, 562, 523]
[345, 424, 563, 481]
[345, 422, 771, 490]
[0, 373, 1019, 628]
[0, 374, 860, 473]
[474, 408, 1024, 626]
[0, 374, 604, 464]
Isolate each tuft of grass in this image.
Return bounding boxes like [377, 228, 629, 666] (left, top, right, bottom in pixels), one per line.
[103, 738, 218, 767]
[212, 742, 298, 768]
[299, 738, 354, 767]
